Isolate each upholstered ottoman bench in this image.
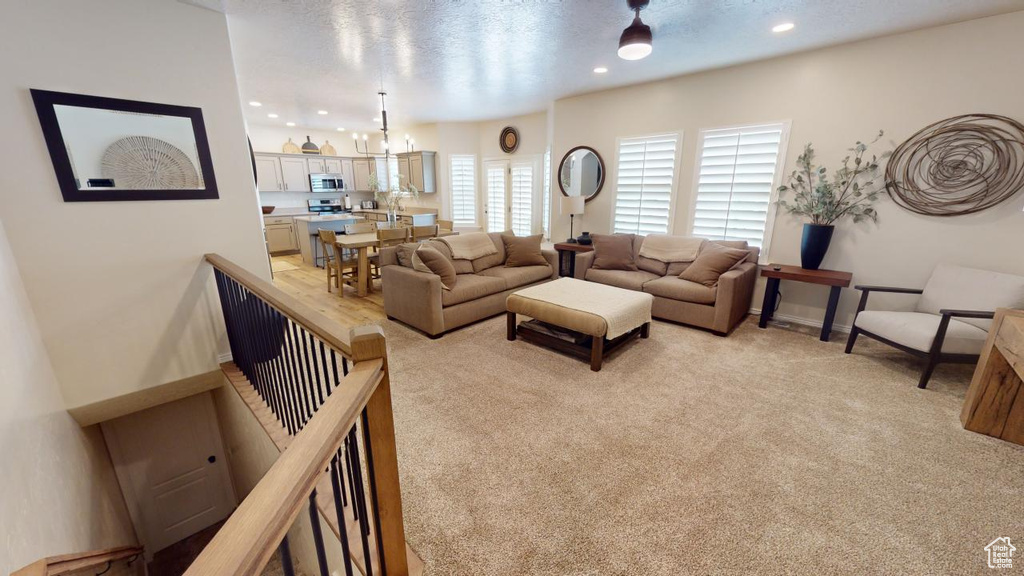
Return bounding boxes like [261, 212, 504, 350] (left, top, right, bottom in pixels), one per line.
[506, 277, 653, 371]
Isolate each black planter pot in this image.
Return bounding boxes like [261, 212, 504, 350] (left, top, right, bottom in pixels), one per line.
[800, 224, 834, 270]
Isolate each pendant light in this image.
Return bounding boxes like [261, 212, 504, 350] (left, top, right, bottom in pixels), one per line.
[618, 0, 652, 61]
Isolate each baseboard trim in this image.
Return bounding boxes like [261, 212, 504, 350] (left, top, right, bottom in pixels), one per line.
[218, 352, 233, 364]
[748, 308, 852, 335]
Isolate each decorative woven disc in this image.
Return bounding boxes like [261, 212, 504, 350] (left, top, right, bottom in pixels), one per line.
[320, 141, 337, 156]
[282, 138, 301, 154]
[500, 126, 519, 154]
[885, 113, 1024, 216]
[101, 136, 200, 189]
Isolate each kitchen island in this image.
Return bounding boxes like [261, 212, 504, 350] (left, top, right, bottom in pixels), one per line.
[293, 214, 367, 267]
[352, 207, 437, 227]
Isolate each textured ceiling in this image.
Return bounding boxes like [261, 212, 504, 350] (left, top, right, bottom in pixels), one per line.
[186, 0, 1023, 134]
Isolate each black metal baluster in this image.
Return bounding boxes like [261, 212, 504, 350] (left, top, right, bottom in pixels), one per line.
[290, 322, 313, 425]
[278, 534, 296, 576]
[330, 348, 340, 393]
[309, 332, 325, 407]
[254, 298, 285, 427]
[361, 407, 386, 574]
[265, 301, 297, 435]
[348, 428, 374, 576]
[300, 327, 318, 413]
[342, 356, 349, 376]
[330, 454, 355, 576]
[235, 285, 262, 399]
[308, 490, 330, 576]
[345, 436, 358, 522]
[337, 448, 348, 507]
[319, 341, 331, 396]
[213, 271, 240, 365]
[274, 312, 301, 435]
[282, 318, 307, 429]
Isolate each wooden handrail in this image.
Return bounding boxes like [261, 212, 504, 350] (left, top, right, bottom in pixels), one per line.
[184, 358, 385, 575]
[204, 253, 353, 358]
[12, 545, 144, 576]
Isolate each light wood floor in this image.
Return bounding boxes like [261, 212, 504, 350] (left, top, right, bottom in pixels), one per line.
[270, 254, 387, 331]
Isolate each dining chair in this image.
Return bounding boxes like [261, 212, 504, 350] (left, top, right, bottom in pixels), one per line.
[437, 219, 454, 233]
[317, 229, 357, 297]
[344, 222, 377, 235]
[372, 227, 410, 284]
[411, 224, 438, 242]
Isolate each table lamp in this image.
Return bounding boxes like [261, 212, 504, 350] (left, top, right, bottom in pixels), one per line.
[560, 195, 586, 243]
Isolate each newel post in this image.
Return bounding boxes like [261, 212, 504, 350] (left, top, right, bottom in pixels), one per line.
[349, 325, 409, 576]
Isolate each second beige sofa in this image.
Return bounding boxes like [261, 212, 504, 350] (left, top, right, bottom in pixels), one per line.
[574, 234, 759, 335]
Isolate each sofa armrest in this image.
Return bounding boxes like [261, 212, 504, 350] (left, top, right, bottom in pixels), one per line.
[541, 249, 559, 280]
[574, 251, 596, 280]
[381, 264, 444, 336]
[712, 262, 757, 334]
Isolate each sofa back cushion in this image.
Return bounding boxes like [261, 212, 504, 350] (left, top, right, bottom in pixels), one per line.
[395, 243, 421, 268]
[917, 263, 1024, 331]
[412, 245, 458, 290]
[502, 233, 547, 267]
[709, 240, 759, 264]
[426, 239, 474, 274]
[592, 233, 638, 271]
[471, 232, 508, 272]
[679, 242, 749, 287]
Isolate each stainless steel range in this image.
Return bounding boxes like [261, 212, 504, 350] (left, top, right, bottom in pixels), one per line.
[307, 198, 347, 214]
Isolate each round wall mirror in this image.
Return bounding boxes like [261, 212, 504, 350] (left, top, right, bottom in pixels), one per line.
[558, 146, 605, 202]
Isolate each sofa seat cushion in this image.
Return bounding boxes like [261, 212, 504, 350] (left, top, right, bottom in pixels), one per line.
[441, 274, 507, 307]
[642, 276, 718, 305]
[854, 311, 988, 355]
[478, 264, 551, 289]
[585, 268, 659, 292]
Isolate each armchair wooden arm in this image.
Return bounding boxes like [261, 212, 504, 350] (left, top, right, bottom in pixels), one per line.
[939, 309, 997, 319]
[853, 285, 924, 315]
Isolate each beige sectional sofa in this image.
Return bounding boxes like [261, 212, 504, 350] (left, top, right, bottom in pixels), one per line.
[380, 232, 558, 337]
[574, 235, 760, 335]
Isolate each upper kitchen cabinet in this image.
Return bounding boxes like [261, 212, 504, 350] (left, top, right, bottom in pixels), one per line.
[324, 158, 344, 174]
[307, 157, 326, 174]
[279, 156, 310, 192]
[255, 156, 283, 192]
[396, 151, 436, 193]
[352, 156, 389, 192]
[340, 158, 355, 191]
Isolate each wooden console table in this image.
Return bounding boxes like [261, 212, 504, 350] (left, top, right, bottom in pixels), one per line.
[553, 242, 593, 278]
[961, 308, 1024, 446]
[759, 264, 852, 342]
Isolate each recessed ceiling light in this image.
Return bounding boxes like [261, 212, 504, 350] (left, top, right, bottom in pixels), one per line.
[286, 122, 295, 127]
[373, 117, 382, 122]
[772, 22, 795, 33]
[317, 110, 328, 115]
[249, 101, 262, 107]
[267, 113, 278, 119]
[594, 66, 608, 74]
[337, 127, 346, 132]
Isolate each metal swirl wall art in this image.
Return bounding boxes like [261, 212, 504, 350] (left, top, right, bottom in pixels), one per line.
[885, 113, 1024, 216]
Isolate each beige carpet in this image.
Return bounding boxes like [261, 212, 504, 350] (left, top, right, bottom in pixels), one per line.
[381, 316, 1024, 575]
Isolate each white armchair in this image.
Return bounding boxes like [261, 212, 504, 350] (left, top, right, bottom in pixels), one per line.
[845, 264, 1024, 389]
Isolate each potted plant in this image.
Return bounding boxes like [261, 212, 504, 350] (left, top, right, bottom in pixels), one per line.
[369, 173, 419, 225]
[777, 131, 890, 270]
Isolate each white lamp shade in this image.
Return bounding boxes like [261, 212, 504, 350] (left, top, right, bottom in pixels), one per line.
[560, 195, 585, 215]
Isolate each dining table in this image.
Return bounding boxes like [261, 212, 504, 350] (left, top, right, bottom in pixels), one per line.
[333, 232, 378, 297]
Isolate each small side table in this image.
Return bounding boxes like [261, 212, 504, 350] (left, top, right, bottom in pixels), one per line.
[553, 242, 594, 278]
[759, 264, 852, 342]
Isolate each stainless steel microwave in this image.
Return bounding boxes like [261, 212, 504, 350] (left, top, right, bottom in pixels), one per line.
[309, 173, 344, 193]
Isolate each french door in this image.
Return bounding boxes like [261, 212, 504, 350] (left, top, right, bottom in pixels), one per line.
[484, 159, 536, 235]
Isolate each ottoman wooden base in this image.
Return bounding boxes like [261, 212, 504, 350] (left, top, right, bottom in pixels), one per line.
[506, 312, 650, 371]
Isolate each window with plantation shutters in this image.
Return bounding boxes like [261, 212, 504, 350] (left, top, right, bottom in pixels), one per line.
[612, 134, 680, 235]
[485, 162, 506, 233]
[691, 124, 788, 249]
[510, 162, 533, 237]
[450, 155, 476, 226]
[542, 149, 551, 239]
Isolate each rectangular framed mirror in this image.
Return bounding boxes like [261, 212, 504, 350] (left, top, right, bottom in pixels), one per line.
[31, 89, 218, 202]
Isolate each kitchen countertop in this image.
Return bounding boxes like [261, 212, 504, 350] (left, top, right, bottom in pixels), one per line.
[352, 207, 438, 216]
[263, 208, 313, 217]
[292, 214, 366, 223]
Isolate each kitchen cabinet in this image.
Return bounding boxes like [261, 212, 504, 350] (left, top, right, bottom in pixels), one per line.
[340, 158, 355, 190]
[396, 151, 436, 193]
[279, 157, 310, 192]
[265, 215, 299, 253]
[324, 158, 343, 173]
[307, 157, 326, 173]
[352, 157, 388, 192]
[255, 156, 283, 192]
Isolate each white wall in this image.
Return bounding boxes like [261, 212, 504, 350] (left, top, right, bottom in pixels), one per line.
[0, 219, 136, 574]
[0, 0, 269, 408]
[551, 12, 1024, 328]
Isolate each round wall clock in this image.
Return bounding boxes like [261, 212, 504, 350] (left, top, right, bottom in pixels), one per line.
[500, 126, 519, 154]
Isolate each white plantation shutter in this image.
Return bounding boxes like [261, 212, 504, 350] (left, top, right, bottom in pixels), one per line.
[613, 134, 679, 235]
[388, 157, 400, 190]
[542, 149, 551, 238]
[692, 124, 786, 248]
[510, 163, 533, 236]
[486, 163, 506, 232]
[450, 155, 476, 226]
